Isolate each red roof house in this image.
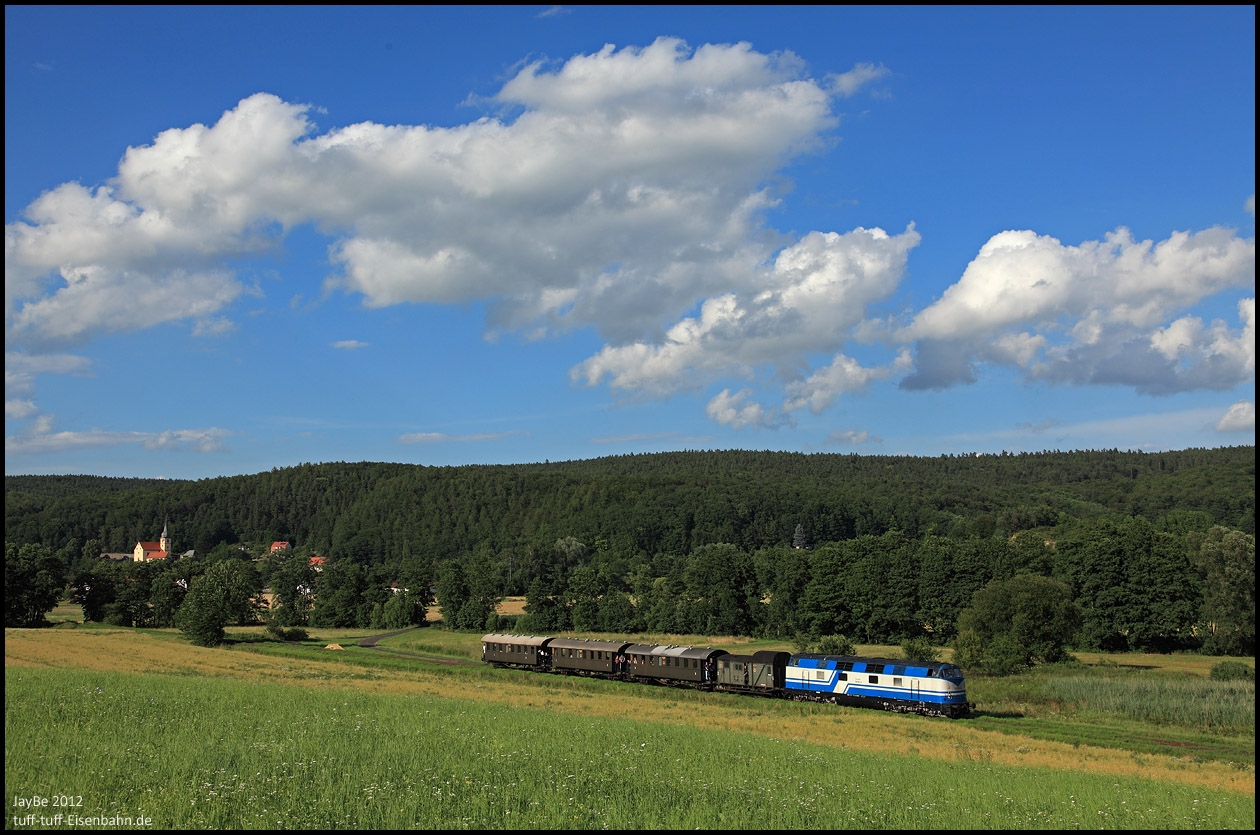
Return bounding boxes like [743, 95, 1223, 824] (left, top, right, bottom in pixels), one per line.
[132, 542, 168, 562]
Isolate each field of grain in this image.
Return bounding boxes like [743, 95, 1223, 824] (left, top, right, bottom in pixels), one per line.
[4, 614, 1254, 831]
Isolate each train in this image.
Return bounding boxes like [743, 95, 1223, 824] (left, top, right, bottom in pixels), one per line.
[482, 633, 972, 719]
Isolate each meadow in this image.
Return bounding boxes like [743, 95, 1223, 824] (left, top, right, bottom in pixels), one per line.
[4, 615, 1255, 830]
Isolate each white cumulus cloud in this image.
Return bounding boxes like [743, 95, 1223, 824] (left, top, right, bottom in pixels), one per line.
[1216, 400, 1255, 432]
[5, 35, 1254, 441]
[899, 227, 1255, 393]
[706, 388, 782, 429]
[571, 225, 920, 400]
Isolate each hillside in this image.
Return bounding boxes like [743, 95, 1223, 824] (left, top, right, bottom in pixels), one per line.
[5, 447, 1253, 562]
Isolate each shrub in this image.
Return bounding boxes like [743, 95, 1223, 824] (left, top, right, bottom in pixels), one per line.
[817, 634, 856, 656]
[1209, 660, 1254, 682]
[901, 636, 940, 663]
[265, 622, 309, 642]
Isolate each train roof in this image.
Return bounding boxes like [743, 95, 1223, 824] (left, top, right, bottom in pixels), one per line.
[481, 633, 552, 647]
[717, 650, 791, 664]
[547, 637, 633, 652]
[624, 643, 728, 661]
[790, 653, 960, 672]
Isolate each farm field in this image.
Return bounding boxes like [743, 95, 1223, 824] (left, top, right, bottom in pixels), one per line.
[4, 620, 1255, 830]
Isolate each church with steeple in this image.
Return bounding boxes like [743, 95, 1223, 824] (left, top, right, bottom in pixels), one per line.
[133, 521, 173, 562]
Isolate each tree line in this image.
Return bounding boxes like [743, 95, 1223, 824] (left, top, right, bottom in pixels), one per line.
[4, 447, 1254, 663]
[6, 447, 1253, 568]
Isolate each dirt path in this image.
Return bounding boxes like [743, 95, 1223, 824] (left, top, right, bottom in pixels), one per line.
[357, 627, 476, 665]
[357, 627, 422, 647]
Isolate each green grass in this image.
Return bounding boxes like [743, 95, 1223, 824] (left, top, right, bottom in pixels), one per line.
[1041, 674, 1254, 730]
[966, 714, 1255, 767]
[5, 666, 1254, 830]
[955, 660, 1256, 766]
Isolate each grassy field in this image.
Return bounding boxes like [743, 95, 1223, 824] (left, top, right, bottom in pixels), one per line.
[5, 610, 1255, 830]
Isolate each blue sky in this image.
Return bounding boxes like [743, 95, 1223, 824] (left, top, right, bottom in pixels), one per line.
[5, 6, 1255, 480]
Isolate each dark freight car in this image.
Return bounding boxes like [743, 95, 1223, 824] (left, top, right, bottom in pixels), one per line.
[548, 638, 633, 676]
[714, 650, 789, 695]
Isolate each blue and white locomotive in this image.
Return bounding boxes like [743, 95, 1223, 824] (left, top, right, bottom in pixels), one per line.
[482, 633, 972, 719]
[784, 653, 971, 718]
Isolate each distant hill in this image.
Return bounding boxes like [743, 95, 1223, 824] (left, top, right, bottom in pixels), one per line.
[5, 447, 1253, 564]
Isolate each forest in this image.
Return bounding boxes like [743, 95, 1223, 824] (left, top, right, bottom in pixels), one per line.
[4, 446, 1255, 656]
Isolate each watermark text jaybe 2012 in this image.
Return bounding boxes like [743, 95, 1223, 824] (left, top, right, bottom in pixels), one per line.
[12, 795, 152, 829]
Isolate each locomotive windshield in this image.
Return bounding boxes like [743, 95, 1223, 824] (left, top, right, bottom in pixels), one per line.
[938, 664, 963, 681]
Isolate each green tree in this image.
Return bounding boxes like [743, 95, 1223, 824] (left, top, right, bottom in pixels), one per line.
[852, 530, 919, 643]
[4, 542, 66, 627]
[461, 552, 503, 631]
[754, 545, 811, 639]
[70, 562, 120, 623]
[176, 559, 261, 647]
[150, 558, 197, 628]
[597, 589, 636, 632]
[1058, 516, 1211, 652]
[566, 565, 604, 632]
[311, 560, 368, 628]
[1125, 529, 1201, 652]
[434, 560, 469, 630]
[105, 560, 157, 627]
[636, 569, 686, 634]
[550, 537, 589, 587]
[914, 536, 957, 640]
[801, 532, 920, 644]
[520, 577, 567, 633]
[679, 543, 758, 636]
[270, 552, 316, 626]
[792, 632, 816, 653]
[74, 538, 103, 577]
[1197, 527, 1255, 656]
[377, 588, 427, 630]
[953, 573, 1081, 675]
[798, 543, 851, 638]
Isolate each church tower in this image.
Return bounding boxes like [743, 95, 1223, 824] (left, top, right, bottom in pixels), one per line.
[160, 520, 171, 554]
